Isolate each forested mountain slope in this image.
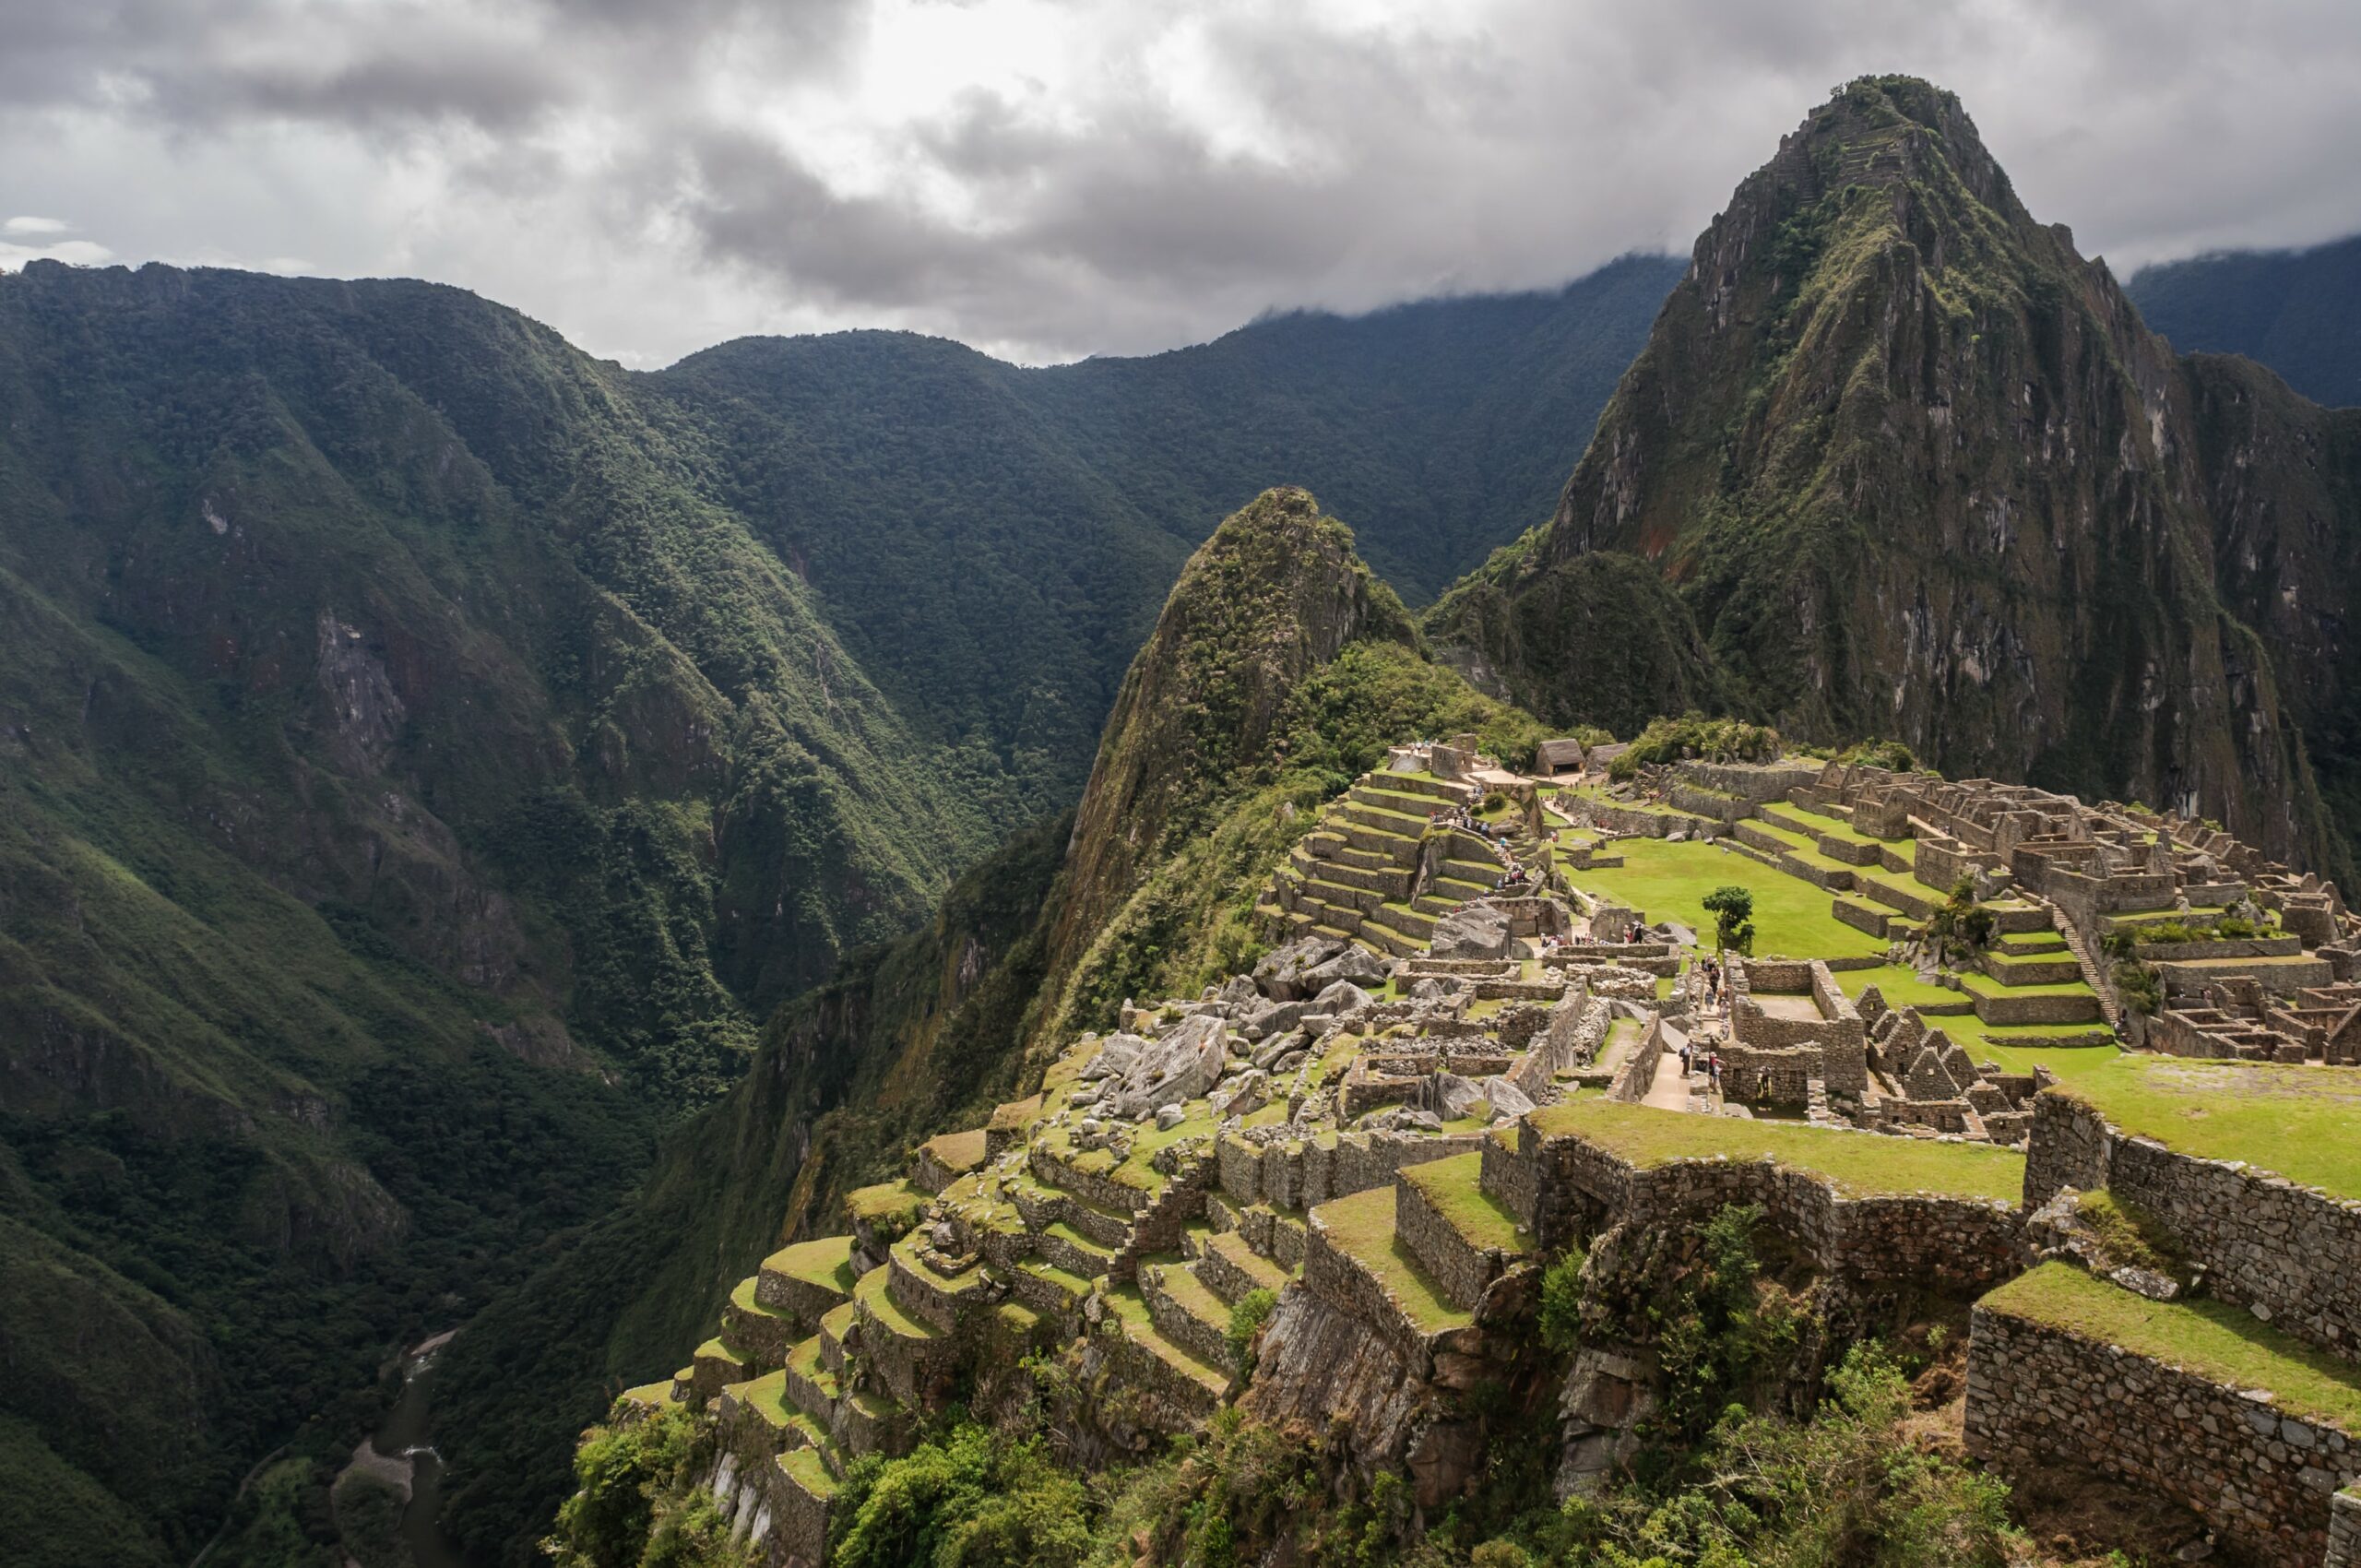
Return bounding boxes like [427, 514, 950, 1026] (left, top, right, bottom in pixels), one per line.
[1433, 76, 2361, 881]
[2130, 232, 2361, 410]
[432, 491, 1545, 1564]
[0, 255, 1665, 1565]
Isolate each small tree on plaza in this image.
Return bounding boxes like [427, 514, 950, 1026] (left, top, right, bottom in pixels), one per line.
[1703, 885, 1755, 955]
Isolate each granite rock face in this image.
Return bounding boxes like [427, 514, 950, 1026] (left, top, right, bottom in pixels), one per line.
[1107, 1015, 1228, 1118]
[1430, 903, 1512, 960]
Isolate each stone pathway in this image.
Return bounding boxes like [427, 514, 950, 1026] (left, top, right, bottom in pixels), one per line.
[1644, 1019, 1700, 1111]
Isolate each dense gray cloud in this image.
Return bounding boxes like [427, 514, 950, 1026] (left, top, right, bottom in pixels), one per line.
[2, 0, 2356, 365]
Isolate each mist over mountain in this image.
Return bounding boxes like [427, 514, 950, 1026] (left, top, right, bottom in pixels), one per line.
[2129, 232, 2361, 410]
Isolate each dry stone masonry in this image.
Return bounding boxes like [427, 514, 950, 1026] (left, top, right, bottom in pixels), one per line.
[611, 742, 2361, 1568]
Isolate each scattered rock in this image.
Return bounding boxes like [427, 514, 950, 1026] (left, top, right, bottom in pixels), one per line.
[1311, 980, 1374, 1017]
[1254, 936, 1347, 1001]
[1209, 1069, 1269, 1120]
[1483, 1075, 1536, 1119]
[1252, 1028, 1308, 1071]
[1156, 1103, 1186, 1130]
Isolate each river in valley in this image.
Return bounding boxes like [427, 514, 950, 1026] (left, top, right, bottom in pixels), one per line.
[364, 1330, 468, 1568]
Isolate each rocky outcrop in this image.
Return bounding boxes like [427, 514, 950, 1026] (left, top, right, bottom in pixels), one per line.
[1431, 75, 2349, 876]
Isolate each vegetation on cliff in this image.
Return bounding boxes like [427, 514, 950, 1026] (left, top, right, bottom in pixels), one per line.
[1430, 74, 2355, 880]
[0, 235, 1667, 1563]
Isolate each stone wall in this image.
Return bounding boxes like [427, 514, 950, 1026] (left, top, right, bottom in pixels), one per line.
[2330, 1489, 2361, 1568]
[1675, 760, 1824, 802]
[1518, 1123, 2025, 1287]
[1395, 1172, 1506, 1310]
[1966, 1302, 2357, 1568]
[1217, 1129, 1488, 1213]
[2022, 1094, 2361, 1362]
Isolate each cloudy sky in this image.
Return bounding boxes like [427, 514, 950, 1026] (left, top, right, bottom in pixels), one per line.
[4, 0, 2357, 367]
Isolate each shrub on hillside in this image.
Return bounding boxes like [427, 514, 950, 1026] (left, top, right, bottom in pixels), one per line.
[1608, 712, 1781, 779]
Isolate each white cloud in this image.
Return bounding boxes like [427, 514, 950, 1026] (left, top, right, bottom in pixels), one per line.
[3, 215, 73, 234]
[0, 0, 2355, 364]
[0, 237, 114, 270]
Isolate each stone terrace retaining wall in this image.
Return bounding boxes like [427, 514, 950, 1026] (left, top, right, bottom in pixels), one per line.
[1517, 1124, 2025, 1287]
[1216, 1129, 1488, 1214]
[2331, 1489, 2361, 1568]
[2023, 1095, 2361, 1362]
[1967, 1303, 2358, 1568]
[1395, 1174, 1505, 1310]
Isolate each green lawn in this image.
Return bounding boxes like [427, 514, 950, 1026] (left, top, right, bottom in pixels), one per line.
[1834, 963, 1964, 1010]
[1948, 1023, 2121, 1080]
[1774, 802, 1890, 848]
[1396, 1152, 1531, 1252]
[2058, 1057, 2361, 1198]
[762, 1236, 858, 1295]
[1523, 1099, 2024, 1202]
[1981, 1264, 2361, 1431]
[1568, 837, 1885, 959]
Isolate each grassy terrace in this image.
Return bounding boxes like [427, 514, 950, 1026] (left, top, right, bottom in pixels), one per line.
[728, 1369, 795, 1427]
[1312, 1185, 1471, 1334]
[762, 1236, 858, 1295]
[1398, 1152, 1530, 1251]
[778, 1446, 840, 1497]
[2058, 1057, 2361, 1199]
[853, 1265, 936, 1339]
[1567, 837, 1885, 958]
[848, 1180, 924, 1230]
[1524, 1099, 2024, 1202]
[1951, 1023, 2121, 1080]
[921, 1128, 990, 1175]
[1982, 1264, 2361, 1431]
[1835, 963, 1964, 1010]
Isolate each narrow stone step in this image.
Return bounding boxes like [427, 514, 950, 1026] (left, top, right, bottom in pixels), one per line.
[691, 1336, 748, 1399]
[783, 1335, 839, 1425]
[1141, 1257, 1233, 1369]
[1394, 1152, 1531, 1313]
[816, 1300, 858, 1378]
[1193, 1229, 1292, 1305]
[721, 1277, 797, 1372]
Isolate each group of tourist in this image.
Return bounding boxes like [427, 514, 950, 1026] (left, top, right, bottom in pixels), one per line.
[1679, 1035, 1726, 1094]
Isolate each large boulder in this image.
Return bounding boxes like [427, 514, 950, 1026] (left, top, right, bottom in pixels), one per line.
[1253, 935, 1346, 1001]
[1430, 902, 1512, 960]
[1303, 944, 1391, 991]
[1482, 1075, 1536, 1119]
[1080, 1032, 1149, 1081]
[1251, 1027, 1309, 1071]
[1241, 998, 1311, 1040]
[1209, 1069, 1270, 1121]
[1107, 1014, 1228, 1119]
[1311, 980, 1375, 1017]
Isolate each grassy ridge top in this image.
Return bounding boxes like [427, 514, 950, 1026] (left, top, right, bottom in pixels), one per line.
[1525, 1099, 2025, 1202]
[1982, 1263, 2361, 1431]
[2057, 1058, 2361, 1200]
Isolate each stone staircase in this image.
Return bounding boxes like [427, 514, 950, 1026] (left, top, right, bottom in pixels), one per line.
[1259, 767, 1499, 956]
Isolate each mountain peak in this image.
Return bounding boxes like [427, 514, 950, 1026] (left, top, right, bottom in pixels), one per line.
[1432, 82, 2335, 873]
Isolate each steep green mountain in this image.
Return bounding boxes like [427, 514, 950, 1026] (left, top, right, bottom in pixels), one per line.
[0, 248, 1668, 1564]
[643, 255, 1678, 813]
[433, 490, 1547, 1565]
[1433, 75, 2355, 877]
[2130, 233, 2361, 409]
